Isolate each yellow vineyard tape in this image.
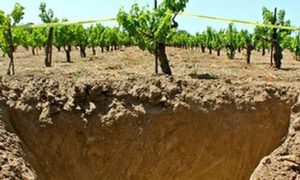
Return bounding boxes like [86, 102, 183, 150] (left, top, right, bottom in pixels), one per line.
[0, 12, 299, 31]
[180, 12, 300, 31]
[0, 17, 116, 29]
[14, 17, 117, 29]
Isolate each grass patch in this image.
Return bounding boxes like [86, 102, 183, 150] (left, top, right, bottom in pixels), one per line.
[69, 68, 89, 78]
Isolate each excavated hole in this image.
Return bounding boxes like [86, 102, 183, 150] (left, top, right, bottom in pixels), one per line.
[2, 97, 294, 180]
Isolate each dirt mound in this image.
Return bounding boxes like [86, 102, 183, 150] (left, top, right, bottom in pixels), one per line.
[0, 76, 299, 179]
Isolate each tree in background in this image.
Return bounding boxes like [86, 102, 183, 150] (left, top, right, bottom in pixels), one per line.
[28, 28, 48, 55]
[239, 30, 255, 64]
[87, 25, 98, 55]
[196, 32, 207, 53]
[225, 23, 238, 60]
[13, 24, 47, 56]
[253, 26, 269, 56]
[74, 25, 88, 58]
[292, 33, 300, 61]
[13, 27, 29, 50]
[168, 30, 191, 49]
[54, 19, 75, 63]
[0, 3, 24, 75]
[205, 27, 214, 54]
[118, 0, 189, 75]
[212, 29, 225, 56]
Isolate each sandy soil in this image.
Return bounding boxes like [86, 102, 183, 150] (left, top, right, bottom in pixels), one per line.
[0, 47, 300, 87]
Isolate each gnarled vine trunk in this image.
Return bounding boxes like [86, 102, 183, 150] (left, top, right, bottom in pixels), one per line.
[64, 45, 71, 63]
[79, 46, 86, 58]
[209, 47, 212, 54]
[247, 45, 255, 64]
[7, 25, 15, 76]
[31, 47, 36, 56]
[157, 43, 172, 75]
[274, 42, 283, 69]
[92, 46, 96, 55]
[238, 47, 241, 53]
[217, 49, 221, 56]
[113, 44, 118, 51]
[201, 45, 206, 53]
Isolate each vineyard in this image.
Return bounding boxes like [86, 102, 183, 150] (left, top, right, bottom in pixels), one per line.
[1, 1, 300, 180]
[0, 2, 300, 76]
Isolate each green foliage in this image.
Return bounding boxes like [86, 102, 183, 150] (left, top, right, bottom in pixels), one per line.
[262, 7, 291, 68]
[168, 30, 191, 48]
[262, 7, 291, 30]
[163, 0, 189, 13]
[118, 31, 134, 47]
[54, 19, 76, 48]
[108, 27, 121, 47]
[0, 26, 4, 55]
[1, 1, 298, 73]
[87, 24, 105, 48]
[262, 7, 291, 45]
[10, 3, 25, 25]
[225, 23, 238, 59]
[239, 30, 253, 48]
[281, 35, 293, 50]
[117, 0, 188, 54]
[0, 3, 25, 55]
[0, 10, 5, 51]
[253, 26, 269, 52]
[212, 29, 225, 53]
[39, 2, 58, 23]
[87, 24, 125, 50]
[292, 34, 300, 60]
[13, 28, 29, 48]
[87, 24, 99, 48]
[73, 24, 88, 48]
[195, 32, 207, 49]
[30, 28, 48, 48]
[205, 26, 214, 52]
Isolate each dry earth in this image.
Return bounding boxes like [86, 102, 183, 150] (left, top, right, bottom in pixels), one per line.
[0, 46, 300, 85]
[0, 47, 300, 179]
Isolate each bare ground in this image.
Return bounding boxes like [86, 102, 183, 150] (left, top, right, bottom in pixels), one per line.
[0, 47, 300, 86]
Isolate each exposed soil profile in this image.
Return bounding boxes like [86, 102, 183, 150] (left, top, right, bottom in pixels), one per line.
[0, 76, 299, 180]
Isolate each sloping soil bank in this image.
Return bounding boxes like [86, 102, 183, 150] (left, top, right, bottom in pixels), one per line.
[251, 99, 300, 180]
[0, 76, 298, 179]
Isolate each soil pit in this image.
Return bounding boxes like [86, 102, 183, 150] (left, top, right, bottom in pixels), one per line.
[0, 77, 297, 180]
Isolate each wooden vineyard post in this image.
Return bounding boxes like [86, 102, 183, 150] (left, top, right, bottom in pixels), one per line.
[45, 27, 54, 67]
[154, 0, 158, 75]
[270, 7, 277, 67]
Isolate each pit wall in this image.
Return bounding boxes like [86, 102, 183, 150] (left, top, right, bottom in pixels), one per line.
[250, 97, 300, 180]
[0, 77, 297, 179]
